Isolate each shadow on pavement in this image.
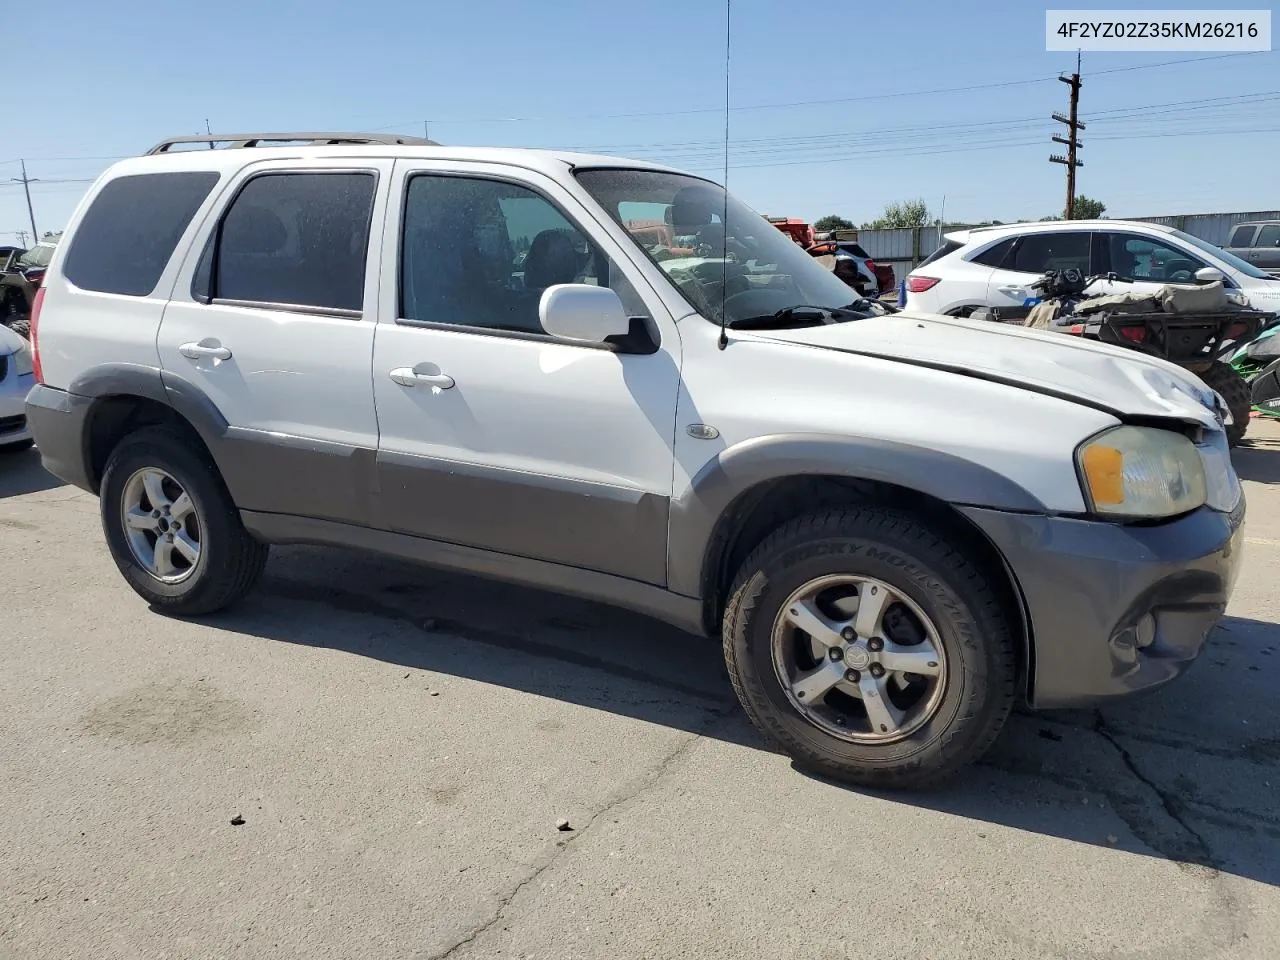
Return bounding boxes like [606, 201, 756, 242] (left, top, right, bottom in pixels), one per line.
[1233, 433, 1280, 484]
[0, 446, 63, 499]
[206, 545, 1280, 889]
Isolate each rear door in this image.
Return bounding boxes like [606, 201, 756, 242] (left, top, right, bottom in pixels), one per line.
[157, 158, 394, 527]
[1226, 224, 1258, 260]
[984, 230, 1092, 307]
[1254, 224, 1280, 274]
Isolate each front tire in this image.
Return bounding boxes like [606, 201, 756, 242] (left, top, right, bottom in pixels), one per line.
[722, 506, 1017, 789]
[100, 426, 268, 615]
[1199, 360, 1250, 445]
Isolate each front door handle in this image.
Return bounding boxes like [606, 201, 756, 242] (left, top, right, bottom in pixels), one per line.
[390, 366, 455, 389]
[179, 339, 232, 361]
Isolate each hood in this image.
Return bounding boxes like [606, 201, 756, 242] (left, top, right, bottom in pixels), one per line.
[747, 311, 1224, 431]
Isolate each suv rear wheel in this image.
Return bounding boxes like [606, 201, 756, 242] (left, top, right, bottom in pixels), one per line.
[722, 506, 1017, 789]
[100, 426, 268, 614]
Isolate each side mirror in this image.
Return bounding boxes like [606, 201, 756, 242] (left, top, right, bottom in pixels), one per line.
[1194, 267, 1225, 285]
[539, 284, 630, 344]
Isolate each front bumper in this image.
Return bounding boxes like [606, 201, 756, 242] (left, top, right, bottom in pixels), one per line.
[961, 499, 1245, 709]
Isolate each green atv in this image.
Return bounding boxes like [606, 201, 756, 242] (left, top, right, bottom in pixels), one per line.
[0, 239, 57, 339]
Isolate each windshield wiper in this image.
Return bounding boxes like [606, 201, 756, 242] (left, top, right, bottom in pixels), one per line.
[727, 301, 881, 330]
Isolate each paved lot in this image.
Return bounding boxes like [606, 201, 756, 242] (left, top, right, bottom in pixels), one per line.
[4, 424, 1280, 960]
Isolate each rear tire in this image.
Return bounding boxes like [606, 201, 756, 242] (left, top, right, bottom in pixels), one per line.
[100, 426, 268, 615]
[1199, 360, 1251, 445]
[722, 506, 1017, 789]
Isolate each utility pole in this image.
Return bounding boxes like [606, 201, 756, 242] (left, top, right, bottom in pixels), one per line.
[205, 118, 215, 149]
[12, 160, 39, 239]
[1050, 51, 1084, 219]
[16, 230, 30, 247]
[423, 120, 430, 142]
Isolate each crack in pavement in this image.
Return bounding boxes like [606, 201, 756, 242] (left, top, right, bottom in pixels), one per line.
[417, 708, 733, 960]
[1092, 710, 1216, 868]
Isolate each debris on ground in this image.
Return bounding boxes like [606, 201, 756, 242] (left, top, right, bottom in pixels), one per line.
[230, 816, 245, 826]
[556, 818, 573, 832]
[1038, 728, 1064, 743]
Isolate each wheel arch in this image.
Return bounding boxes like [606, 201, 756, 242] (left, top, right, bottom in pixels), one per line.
[669, 435, 1040, 699]
[69, 364, 228, 492]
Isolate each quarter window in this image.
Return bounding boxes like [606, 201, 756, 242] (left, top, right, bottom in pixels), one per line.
[62, 172, 219, 296]
[969, 237, 1015, 268]
[201, 172, 376, 312]
[1007, 232, 1090, 274]
[399, 174, 645, 334]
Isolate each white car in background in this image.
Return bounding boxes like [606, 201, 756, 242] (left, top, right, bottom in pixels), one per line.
[905, 219, 1280, 317]
[0, 323, 35, 453]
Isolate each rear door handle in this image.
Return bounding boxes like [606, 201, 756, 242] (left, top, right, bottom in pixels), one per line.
[390, 366, 455, 389]
[179, 339, 232, 360]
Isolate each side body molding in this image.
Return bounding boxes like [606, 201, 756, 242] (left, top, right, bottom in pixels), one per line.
[665, 433, 1048, 599]
[65, 364, 377, 526]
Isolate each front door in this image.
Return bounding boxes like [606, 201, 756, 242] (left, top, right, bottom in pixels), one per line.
[371, 162, 682, 586]
[157, 159, 394, 526]
[1091, 231, 1211, 300]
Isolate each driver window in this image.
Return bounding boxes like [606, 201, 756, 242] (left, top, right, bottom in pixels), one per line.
[399, 175, 647, 333]
[1108, 234, 1203, 282]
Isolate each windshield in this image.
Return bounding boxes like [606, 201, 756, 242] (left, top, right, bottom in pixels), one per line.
[1171, 228, 1275, 280]
[575, 168, 861, 325]
[18, 243, 55, 268]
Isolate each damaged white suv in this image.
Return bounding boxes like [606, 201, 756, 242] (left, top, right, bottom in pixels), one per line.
[25, 132, 1244, 787]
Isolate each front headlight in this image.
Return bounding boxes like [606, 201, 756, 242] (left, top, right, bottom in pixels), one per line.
[1077, 425, 1207, 518]
[12, 345, 33, 377]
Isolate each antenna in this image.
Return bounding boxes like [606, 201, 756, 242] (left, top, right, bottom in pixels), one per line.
[717, 0, 732, 350]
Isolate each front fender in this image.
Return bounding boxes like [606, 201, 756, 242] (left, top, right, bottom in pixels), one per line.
[665, 432, 1046, 598]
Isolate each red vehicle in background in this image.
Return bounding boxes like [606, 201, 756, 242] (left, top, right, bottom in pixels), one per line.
[767, 218, 894, 298]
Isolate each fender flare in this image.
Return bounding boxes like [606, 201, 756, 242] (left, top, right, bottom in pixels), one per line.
[665, 433, 1046, 599]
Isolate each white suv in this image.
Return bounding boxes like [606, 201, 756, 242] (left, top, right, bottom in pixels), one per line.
[906, 219, 1280, 317]
[24, 132, 1245, 788]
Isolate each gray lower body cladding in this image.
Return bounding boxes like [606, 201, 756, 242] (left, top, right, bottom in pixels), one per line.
[962, 500, 1245, 708]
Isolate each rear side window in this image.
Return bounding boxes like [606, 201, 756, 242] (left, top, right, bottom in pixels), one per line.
[1258, 225, 1280, 247]
[970, 237, 1015, 267]
[1228, 225, 1258, 248]
[62, 172, 219, 296]
[202, 172, 376, 313]
[918, 239, 962, 268]
[1007, 232, 1091, 274]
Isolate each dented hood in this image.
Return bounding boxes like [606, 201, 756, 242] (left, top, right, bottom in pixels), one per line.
[748, 310, 1225, 431]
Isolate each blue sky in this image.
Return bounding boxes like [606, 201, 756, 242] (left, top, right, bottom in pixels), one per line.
[3, 0, 1278, 243]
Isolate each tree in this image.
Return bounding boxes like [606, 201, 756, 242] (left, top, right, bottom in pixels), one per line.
[1068, 196, 1106, 220]
[862, 198, 931, 230]
[814, 214, 854, 233]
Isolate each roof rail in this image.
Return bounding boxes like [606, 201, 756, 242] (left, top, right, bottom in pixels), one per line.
[145, 132, 438, 155]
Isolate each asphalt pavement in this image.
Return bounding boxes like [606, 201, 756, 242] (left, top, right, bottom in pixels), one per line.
[4, 424, 1280, 960]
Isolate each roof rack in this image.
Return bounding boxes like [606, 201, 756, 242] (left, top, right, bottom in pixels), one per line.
[145, 132, 438, 155]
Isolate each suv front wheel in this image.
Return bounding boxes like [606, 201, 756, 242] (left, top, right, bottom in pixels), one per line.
[722, 506, 1017, 789]
[100, 426, 268, 615]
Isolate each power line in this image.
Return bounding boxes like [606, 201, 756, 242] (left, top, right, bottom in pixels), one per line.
[360, 50, 1273, 130]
